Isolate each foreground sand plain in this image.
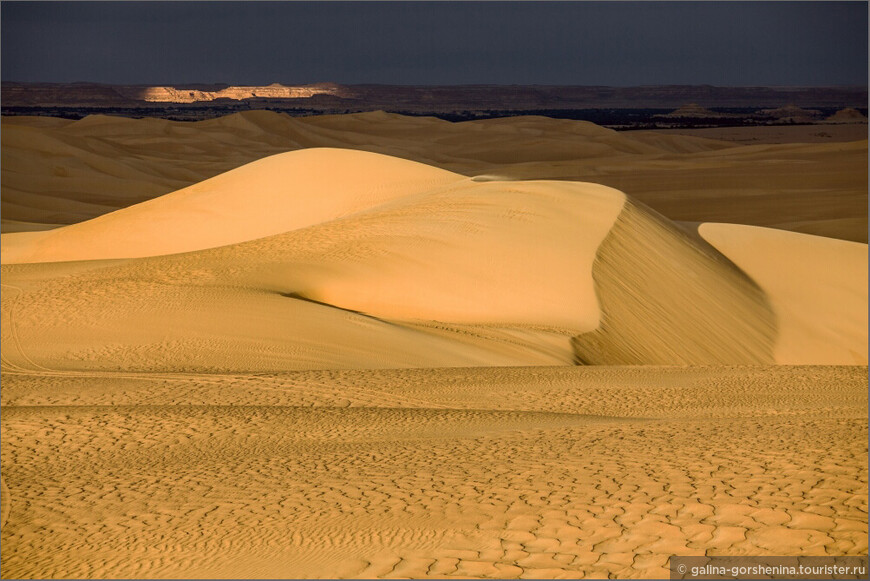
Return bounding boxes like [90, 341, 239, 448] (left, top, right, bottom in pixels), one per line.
[2, 367, 867, 578]
[1, 113, 868, 578]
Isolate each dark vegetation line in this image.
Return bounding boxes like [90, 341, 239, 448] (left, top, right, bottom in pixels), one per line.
[3, 106, 865, 130]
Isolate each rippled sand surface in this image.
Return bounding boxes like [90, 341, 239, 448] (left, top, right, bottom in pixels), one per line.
[2, 367, 866, 578]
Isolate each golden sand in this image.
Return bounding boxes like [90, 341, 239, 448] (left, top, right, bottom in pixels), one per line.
[1, 367, 866, 578]
[1, 112, 866, 578]
[3, 112, 866, 241]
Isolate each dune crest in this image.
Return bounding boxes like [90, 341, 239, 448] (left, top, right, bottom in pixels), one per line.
[5, 111, 865, 241]
[0, 148, 463, 264]
[0, 149, 630, 371]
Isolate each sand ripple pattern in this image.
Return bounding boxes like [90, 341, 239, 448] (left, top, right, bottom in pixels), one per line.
[1, 366, 866, 578]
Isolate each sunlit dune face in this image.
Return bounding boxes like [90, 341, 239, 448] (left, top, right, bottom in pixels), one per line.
[1, 144, 865, 367]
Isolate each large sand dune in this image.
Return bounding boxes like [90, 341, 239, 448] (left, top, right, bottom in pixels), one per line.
[1, 147, 865, 371]
[0, 148, 463, 263]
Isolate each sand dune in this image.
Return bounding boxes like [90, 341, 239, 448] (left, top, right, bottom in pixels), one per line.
[572, 200, 776, 365]
[0, 148, 463, 263]
[3, 111, 866, 241]
[0, 148, 623, 370]
[2, 148, 865, 369]
[699, 223, 868, 364]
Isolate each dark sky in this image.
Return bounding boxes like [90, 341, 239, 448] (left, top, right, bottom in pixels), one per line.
[2, 1, 867, 86]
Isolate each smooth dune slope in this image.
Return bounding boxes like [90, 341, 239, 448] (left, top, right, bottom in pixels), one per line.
[3, 269, 563, 372]
[699, 223, 869, 364]
[1, 148, 627, 370]
[3, 111, 866, 241]
[0, 148, 462, 263]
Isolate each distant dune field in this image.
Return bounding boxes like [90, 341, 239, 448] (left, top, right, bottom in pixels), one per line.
[2, 111, 867, 241]
[1, 112, 866, 579]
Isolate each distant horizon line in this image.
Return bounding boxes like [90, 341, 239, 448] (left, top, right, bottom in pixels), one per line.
[3, 80, 869, 89]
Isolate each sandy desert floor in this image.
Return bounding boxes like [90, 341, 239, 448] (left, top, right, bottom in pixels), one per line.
[1, 112, 867, 578]
[2, 367, 867, 579]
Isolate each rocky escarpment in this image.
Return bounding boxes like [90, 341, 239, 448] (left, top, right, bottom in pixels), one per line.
[0, 82, 349, 106]
[114, 83, 345, 103]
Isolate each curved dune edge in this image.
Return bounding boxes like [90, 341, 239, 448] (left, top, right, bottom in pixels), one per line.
[698, 223, 868, 364]
[0, 148, 627, 328]
[276, 178, 625, 329]
[1, 146, 865, 368]
[0, 148, 465, 264]
[572, 200, 777, 364]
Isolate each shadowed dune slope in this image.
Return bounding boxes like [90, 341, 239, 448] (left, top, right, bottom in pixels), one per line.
[2, 148, 865, 368]
[573, 200, 777, 365]
[3, 111, 866, 241]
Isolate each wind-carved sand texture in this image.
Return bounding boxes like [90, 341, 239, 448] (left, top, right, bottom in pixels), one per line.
[572, 200, 777, 365]
[0, 116, 867, 578]
[0, 368, 867, 578]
